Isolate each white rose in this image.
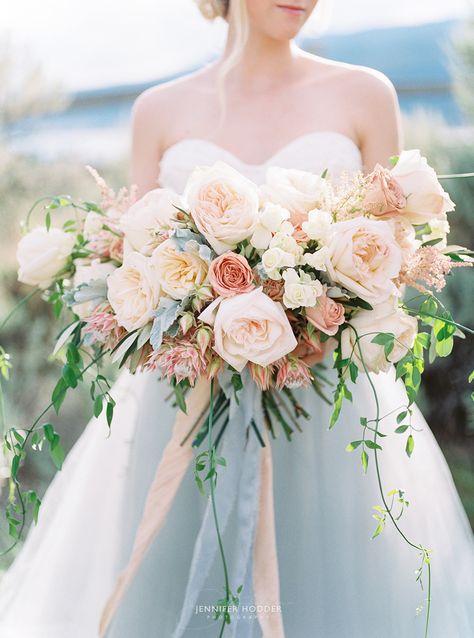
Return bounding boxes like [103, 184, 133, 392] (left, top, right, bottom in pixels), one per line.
[120, 188, 181, 255]
[341, 299, 418, 373]
[391, 149, 455, 224]
[250, 203, 292, 250]
[184, 161, 259, 254]
[269, 232, 304, 260]
[73, 259, 116, 318]
[261, 247, 297, 280]
[260, 168, 332, 227]
[107, 252, 161, 331]
[17, 227, 75, 289]
[282, 269, 323, 309]
[151, 238, 208, 300]
[303, 246, 329, 272]
[199, 287, 297, 372]
[324, 217, 402, 304]
[301, 209, 333, 242]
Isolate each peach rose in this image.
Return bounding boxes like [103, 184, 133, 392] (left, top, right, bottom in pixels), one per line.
[260, 167, 332, 228]
[324, 217, 402, 304]
[390, 149, 455, 224]
[363, 164, 406, 219]
[305, 287, 345, 336]
[199, 288, 297, 372]
[184, 161, 259, 254]
[208, 252, 254, 297]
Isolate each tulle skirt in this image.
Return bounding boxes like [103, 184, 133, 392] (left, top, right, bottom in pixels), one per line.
[0, 367, 473, 638]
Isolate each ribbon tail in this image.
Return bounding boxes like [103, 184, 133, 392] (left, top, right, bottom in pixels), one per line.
[253, 430, 285, 638]
[99, 378, 211, 637]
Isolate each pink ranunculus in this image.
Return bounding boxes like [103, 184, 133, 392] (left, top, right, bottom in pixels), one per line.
[305, 287, 345, 336]
[208, 252, 255, 297]
[198, 288, 297, 372]
[363, 164, 406, 219]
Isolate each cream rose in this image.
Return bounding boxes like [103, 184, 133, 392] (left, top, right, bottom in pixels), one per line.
[199, 287, 297, 372]
[17, 227, 75, 289]
[324, 217, 402, 304]
[340, 299, 418, 373]
[301, 209, 333, 242]
[390, 150, 455, 224]
[73, 259, 116, 318]
[151, 239, 208, 300]
[260, 167, 332, 227]
[120, 188, 181, 255]
[107, 252, 161, 331]
[184, 161, 259, 254]
[282, 269, 323, 309]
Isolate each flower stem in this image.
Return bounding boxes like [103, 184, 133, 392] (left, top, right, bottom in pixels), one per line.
[208, 379, 231, 638]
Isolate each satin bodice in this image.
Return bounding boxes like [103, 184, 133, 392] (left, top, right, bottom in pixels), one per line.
[159, 131, 363, 191]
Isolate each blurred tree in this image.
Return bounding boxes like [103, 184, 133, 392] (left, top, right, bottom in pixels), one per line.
[0, 35, 70, 135]
[452, 17, 474, 121]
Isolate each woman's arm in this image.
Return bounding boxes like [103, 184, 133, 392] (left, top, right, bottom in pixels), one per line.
[130, 89, 166, 198]
[352, 70, 403, 172]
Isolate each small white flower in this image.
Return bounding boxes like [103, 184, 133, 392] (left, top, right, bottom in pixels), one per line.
[261, 247, 296, 280]
[250, 203, 292, 250]
[303, 246, 329, 272]
[421, 215, 450, 248]
[301, 209, 333, 242]
[269, 232, 304, 261]
[282, 268, 323, 309]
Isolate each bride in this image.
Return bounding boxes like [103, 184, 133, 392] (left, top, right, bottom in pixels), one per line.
[1, 1, 473, 636]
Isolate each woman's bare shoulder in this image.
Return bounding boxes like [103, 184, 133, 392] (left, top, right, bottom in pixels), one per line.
[131, 64, 217, 130]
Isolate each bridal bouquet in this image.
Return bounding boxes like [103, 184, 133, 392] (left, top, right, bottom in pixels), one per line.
[4, 150, 473, 636]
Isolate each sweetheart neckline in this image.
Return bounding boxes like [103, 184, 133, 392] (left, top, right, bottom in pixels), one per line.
[160, 130, 362, 170]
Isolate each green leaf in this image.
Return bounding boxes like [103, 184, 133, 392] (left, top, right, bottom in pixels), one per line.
[93, 395, 103, 418]
[372, 522, 384, 539]
[405, 434, 415, 458]
[231, 373, 243, 404]
[51, 377, 67, 414]
[396, 411, 408, 425]
[11, 455, 20, 480]
[395, 425, 409, 434]
[173, 382, 187, 414]
[371, 333, 394, 346]
[346, 440, 363, 452]
[365, 439, 382, 451]
[468, 370, 474, 384]
[106, 401, 114, 427]
[435, 335, 454, 358]
[361, 449, 369, 473]
[62, 364, 78, 389]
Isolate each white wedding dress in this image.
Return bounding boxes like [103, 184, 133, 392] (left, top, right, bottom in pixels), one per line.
[0, 132, 473, 638]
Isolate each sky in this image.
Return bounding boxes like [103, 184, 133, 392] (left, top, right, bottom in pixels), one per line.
[1, 0, 473, 91]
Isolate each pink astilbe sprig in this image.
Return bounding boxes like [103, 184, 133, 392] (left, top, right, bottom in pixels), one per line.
[83, 306, 126, 349]
[274, 355, 312, 390]
[85, 165, 138, 215]
[398, 245, 471, 293]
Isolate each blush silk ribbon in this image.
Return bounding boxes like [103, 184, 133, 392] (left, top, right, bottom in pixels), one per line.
[99, 375, 285, 637]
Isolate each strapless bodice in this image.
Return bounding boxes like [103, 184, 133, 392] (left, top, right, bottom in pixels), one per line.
[159, 131, 363, 192]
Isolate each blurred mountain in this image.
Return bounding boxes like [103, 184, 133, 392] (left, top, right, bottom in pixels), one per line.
[6, 19, 467, 161]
